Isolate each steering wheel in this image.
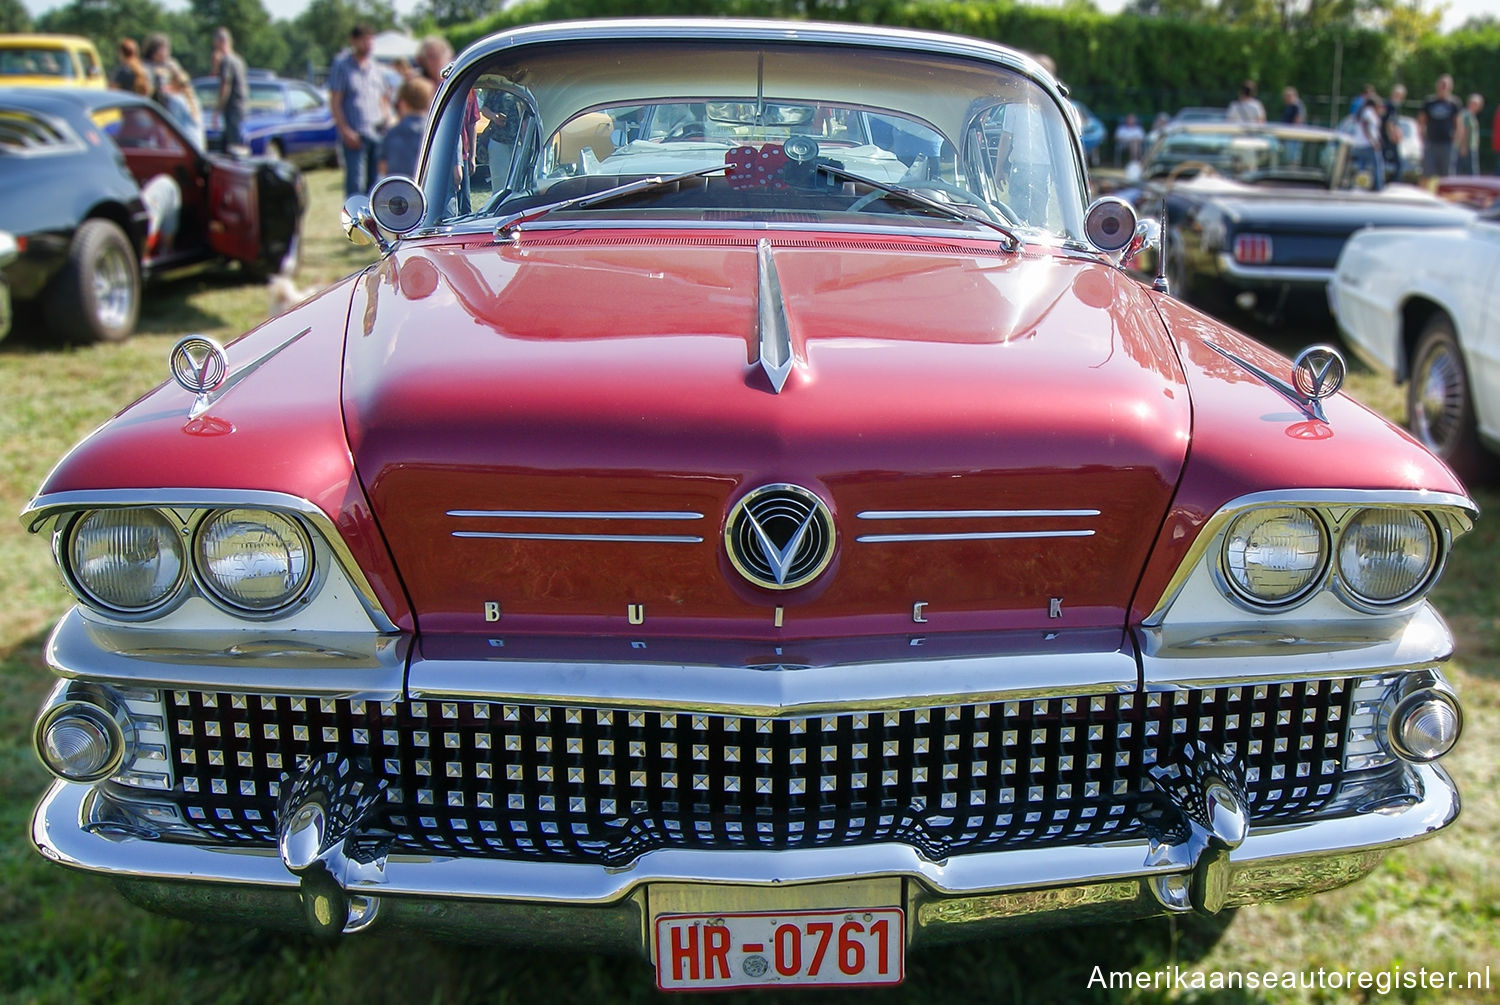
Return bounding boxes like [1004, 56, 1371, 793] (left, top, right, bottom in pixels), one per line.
[663, 121, 706, 142]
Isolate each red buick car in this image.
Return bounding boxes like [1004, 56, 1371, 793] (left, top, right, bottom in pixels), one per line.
[22, 20, 1474, 992]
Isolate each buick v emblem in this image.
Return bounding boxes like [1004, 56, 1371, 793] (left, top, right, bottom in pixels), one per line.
[1292, 345, 1345, 401]
[725, 484, 836, 591]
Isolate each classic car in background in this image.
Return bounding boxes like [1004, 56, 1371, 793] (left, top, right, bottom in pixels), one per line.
[0, 87, 305, 342]
[1436, 174, 1500, 210]
[23, 21, 1474, 991]
[0, 34, 105, 89]
[192, 74, 338, 165]
[1121, 122, 1472, 322]
[1330, 201, 1500, 482]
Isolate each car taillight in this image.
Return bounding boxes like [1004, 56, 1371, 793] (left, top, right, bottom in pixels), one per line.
[1233, 234, 1273, 264]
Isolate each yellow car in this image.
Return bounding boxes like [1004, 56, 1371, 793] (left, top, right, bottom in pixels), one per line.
[0, 34, 105, 89]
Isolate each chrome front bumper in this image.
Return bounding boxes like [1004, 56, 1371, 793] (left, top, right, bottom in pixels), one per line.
[34, 760, 1457, 952]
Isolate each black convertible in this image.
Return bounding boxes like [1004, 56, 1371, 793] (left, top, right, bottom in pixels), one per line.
[0, 87, 305, 343]
[1120, 122, 1472, 323]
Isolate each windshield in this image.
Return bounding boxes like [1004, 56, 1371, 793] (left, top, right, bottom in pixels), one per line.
[0, 46, 76, 79]
[1144, 128, 1347, 187]
[422, 37, 1086, 241]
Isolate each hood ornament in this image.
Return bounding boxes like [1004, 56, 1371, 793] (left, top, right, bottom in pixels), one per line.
[725, 484, 836, 591]
[755, 240, 799, 393]
[1206, 341, 1346, 423]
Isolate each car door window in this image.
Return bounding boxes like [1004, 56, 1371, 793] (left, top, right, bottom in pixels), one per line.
[288, 87, 322, 113]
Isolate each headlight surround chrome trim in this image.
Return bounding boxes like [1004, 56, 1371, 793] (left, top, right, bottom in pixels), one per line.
[191, 507, 317, 617]
[1332, 508, 1441, 613]
[23, 489, 399, 633]
[1214, 506, 1329, 612]
[1143, 489, 1475, 626]
[58, 508, 190, 620]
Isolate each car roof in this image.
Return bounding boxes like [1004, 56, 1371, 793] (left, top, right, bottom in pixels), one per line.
[0, 34, 97, 48]
[0, 85, 153, 115]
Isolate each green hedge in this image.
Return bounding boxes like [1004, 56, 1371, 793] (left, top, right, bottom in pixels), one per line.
[440, 0, 1497, 164]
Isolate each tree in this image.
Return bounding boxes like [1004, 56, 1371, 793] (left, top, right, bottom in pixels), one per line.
[36, 0, 169, 54]
[0, 0, 31, 32]
[182, 0, 287, 77]
[412, 0, 490, 28]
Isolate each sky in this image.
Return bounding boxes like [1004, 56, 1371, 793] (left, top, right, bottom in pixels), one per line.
[16, 0, 1492, 34]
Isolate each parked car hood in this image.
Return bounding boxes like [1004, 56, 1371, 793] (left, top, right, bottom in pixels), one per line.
[341, 233, 1190, 640]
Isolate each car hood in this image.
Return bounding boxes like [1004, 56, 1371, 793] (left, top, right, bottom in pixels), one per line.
[342, 232, 1191, 639]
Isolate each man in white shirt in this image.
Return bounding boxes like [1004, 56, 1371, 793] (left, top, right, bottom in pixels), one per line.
[1226, 80, 1266, 125]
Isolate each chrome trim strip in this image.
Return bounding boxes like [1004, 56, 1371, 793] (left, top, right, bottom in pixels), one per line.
[435, 218, 1025, 246]
[32, 762, 1457, 904]
[447, 510, 703, 520]
[1215, 254, 1332, 284]
[857, 530, 1094, 543]
[858, 509, 1100, 519]
[46, 609, 408, 700]
[189, 327, 311, 420]
[1138, 604, 1455, 688]
[756, 239, 795, 393]
[22, 489, 404, 634]
[452, 531, 703, 544]
[408, 649, 1138, 716]
[1141, 488, 1476, 628]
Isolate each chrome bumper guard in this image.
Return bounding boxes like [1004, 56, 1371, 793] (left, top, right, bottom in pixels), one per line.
[34, 760, 1457, 951]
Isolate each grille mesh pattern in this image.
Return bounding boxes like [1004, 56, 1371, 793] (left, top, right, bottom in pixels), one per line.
[164, 680, 1353, 864]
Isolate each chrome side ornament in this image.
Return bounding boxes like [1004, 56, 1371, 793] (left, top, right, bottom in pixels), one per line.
[725, 483, 836, 590]
[1206, 341, 1347, 423]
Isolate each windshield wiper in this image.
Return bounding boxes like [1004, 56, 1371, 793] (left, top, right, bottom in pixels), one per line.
[492, 165, 728, 242]
[815, 163, 1021, 250]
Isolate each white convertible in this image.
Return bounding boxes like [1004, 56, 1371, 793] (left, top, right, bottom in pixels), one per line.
[1330, 203, 1498, 482]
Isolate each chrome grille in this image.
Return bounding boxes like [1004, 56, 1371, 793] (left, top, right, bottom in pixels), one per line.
[161, 680, 1355, 864]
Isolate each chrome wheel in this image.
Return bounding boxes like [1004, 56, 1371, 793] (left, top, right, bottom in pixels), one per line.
[1413, 341, 1465, 452]
[92, 242, 135, 333]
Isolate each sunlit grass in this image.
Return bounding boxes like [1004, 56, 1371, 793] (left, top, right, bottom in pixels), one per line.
[0, 169, 1494, 1004]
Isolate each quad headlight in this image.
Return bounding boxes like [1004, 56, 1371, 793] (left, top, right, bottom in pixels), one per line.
[1336, 508, 1438, 607]
[59, 506, 316, 618]
[194, 508, 313, 613]
[1218, 505, 1446, 613]
[1221, 507, 1327, 607]
[66, 508, 185, 613]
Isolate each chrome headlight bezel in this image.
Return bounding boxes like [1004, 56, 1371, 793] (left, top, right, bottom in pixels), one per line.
[59, 508, 189, 618]
[1331, 508, 1442, 613]
[54, 505, 323, 622]
[191, 507, 317, 617]
[1215, 506, 1330, 612]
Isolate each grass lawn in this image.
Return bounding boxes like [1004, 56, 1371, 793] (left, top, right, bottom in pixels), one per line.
[0, 167, 1495, 1004]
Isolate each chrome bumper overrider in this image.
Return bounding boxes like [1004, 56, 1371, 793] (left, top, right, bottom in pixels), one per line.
[34, 761, 1457, 951]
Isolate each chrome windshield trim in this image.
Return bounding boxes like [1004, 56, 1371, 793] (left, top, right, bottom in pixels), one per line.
[412, 218, 1032, 247]
[33, 761, 1457, 904]
[408, 649, 1137, 717]
[21, 489, 402, 634]
[857, 530, 1094, 543]
[46, 609, 407, 701]
[1141, 488, 1476, 627]
[452, 531, 704, 544]
[447, 510, 704, 520]
[858, 509, 1101, 519]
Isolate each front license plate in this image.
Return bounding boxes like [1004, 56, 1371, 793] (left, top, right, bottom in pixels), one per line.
[654, 907, 905, 991]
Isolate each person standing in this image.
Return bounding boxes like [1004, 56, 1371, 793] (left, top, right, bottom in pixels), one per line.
[1381, 83, 1407, 183]
[212, 27, 247, 154]
[418, 34, 475, 213]
[379, 76, 434, 180]
[1418, 74, 1462, 183]
[1226, 80, 1266, 124]
[328, 24, 390, 197]
[1113, 113, 1144, 165]
[1352, 84, 1385, 191]
[110, 39, 149, 95]
[143, 33, 203, 149]
[1458, 94, 1484, 175]
[1280, 86, 1305, 125]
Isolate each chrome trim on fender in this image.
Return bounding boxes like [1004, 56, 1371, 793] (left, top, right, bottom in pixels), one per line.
[407, 648, 1138, 716]
[31, 761, 1458, 905]
[447, 510, 704, 520]
[185, 327, 311, 420]
[453, 531, 704, 544]
[21, 489, 401, 634]
[46, 608, 407, 701]
[857, 530, 1094, 543]
[858, 509, 1100, 519]
[855, 508, 1099, 544]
